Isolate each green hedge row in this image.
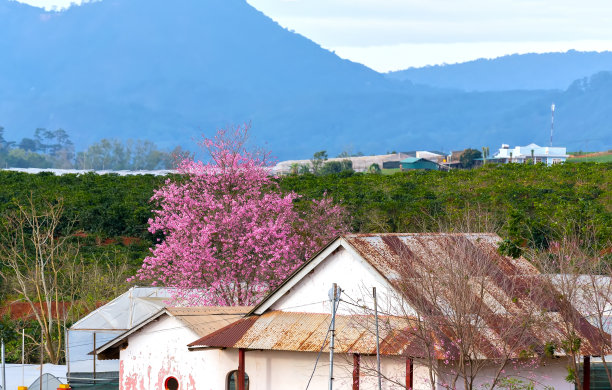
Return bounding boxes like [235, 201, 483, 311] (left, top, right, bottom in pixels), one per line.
[0, 162, 609, 252]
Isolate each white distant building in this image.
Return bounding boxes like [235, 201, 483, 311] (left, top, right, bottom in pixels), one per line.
[272, 153, 410, 174]
[492, 143, 569, 166]
[414, 150, 445, 162]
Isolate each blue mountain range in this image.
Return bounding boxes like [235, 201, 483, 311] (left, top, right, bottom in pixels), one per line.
[1, 0, 611, 158]
[387, 51, 612, 92]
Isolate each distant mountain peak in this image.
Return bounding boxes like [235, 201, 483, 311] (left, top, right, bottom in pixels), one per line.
[387, 51, 612, 91]
[1, 0, 610, 156]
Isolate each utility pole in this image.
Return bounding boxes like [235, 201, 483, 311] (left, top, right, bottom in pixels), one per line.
[2, 338, 6, 390]
[550, 103, 555, 147]
[328, 283, 341, 390]
[40, 334, 43, 390]
[373, 287, 382, 390]
[65, 329, 70, 383]
[22, 329, 26, 387]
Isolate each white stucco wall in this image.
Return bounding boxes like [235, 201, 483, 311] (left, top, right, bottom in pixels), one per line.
[269, 246, 412, 316]
[433, 358, 573, 390]
[120, 314, 414, 390]
[122, 320, 574, 390]
[120, 315, 204, 389]
[229, 350, 410, 390]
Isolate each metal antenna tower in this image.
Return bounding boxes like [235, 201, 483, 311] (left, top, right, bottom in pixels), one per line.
[550, 103, 555, 147]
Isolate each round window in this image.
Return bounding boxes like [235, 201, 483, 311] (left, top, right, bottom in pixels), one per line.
[165, 377, 179, 390]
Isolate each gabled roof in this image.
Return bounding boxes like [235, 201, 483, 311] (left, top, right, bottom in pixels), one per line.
[400, 157, 421, 163]
[524, 143, 541, 148]
[401, 157, 439, 164]
[248, 237, 345, 315]
[241, 233, 609, 357]
[249, 233, 505, 316]
[95, 306, 252, 360]
[342, 233, 534, 281]
[70, 286, 174, 331]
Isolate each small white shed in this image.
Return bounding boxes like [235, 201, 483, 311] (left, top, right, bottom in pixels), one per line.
[67, 287, 175, 386]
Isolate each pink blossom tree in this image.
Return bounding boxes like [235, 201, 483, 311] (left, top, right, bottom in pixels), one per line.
[134, 125, 349, 305]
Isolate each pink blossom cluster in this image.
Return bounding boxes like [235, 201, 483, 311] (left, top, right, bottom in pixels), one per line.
[134, 126, 349, 305]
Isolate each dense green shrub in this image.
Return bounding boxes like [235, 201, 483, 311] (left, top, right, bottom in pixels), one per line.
[279, 163, 611, 252]
[0, 162, 609, 261]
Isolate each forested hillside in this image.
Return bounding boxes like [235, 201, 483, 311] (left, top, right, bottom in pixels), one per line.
[0, 162, 609, 259]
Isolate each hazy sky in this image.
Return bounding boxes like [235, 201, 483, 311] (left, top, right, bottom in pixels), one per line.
[16, 0, 612, 71]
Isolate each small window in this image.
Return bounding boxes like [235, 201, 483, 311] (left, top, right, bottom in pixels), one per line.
[165, 377, 179, 390]
[226, 370, 249, 390]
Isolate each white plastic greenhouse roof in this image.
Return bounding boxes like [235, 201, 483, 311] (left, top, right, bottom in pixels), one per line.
[70, 287, 175, 331]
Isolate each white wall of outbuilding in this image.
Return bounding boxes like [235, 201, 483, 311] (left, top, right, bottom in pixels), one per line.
[118, 311, 574, 390]
[119, 314, 413, 390]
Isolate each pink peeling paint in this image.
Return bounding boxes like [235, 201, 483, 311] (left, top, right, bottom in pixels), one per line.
[120, 359, 140, 390]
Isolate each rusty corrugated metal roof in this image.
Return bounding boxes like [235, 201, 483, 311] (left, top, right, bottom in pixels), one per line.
[189, 311, 424, 356]
[167, 306, 252, 337]
[344, 233, 540, 282]
[342, 233, 607, 356]
[193, 234, 609, 358]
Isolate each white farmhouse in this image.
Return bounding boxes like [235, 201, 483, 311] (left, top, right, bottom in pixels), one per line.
[95, 234, 604, 390]
[95, 306, 252, 389]
[492, 143, 569, 165]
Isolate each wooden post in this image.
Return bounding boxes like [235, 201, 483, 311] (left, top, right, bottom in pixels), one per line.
[39, 334, 43, 390]
[65, 329, 70, 382]
[352, 354, 360, 390]
[238, 348, 245, 390]
[2, 338, 6, 390]
[583, 356, 591, 390]
[373, 287, 382, 390]
[406, 357, 413, 389]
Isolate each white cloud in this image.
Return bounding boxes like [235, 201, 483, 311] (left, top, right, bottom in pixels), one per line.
[248, 0, 612, 68]
[15, 0, 90, 11]
[248, 0, 612, 46]
[334, 40, 612, 72]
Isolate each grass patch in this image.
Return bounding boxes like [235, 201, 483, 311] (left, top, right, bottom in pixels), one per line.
[382, 168, 402, 175]
[568, 154, 612, 163]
